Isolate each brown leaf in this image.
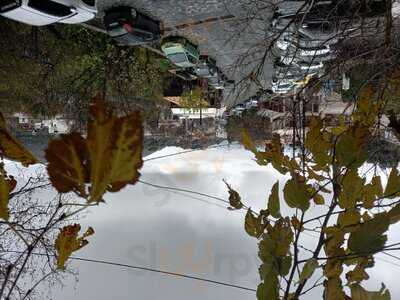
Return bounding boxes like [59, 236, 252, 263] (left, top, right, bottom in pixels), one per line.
[45, 98, 143, 203]
[45, 133, 88, 198]
[0, 164, 16, 220]
[55, 224, 94, 270]
[0, 112, 38, 166]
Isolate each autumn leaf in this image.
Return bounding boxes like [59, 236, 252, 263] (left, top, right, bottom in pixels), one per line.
[245, 209, 264, 238]
[350, 283, 390, 300]
[55, 224, 94, 270]
[241, 128, 256, 153]
[283, 174, 312, 211]
[87, 102, 143, 202]
[45, 133, 88, 198]
[267, 181, 280, 218]
[305, 117, 331, 167]
[45, 99, 143, 203]
[338, 169, 364, 209]
[0, 165, 16, 220]
[224, 180, 243, 210]
[335, 125, 369, 168]
[384, 168, 400, 198]
[348, 213, 390, 254]
[299, 258, 319, 284]
[0, 112, 38, 167]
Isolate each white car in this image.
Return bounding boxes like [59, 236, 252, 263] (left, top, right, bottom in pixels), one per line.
[271, 80, 295, 94]
[0, 0, 97, 26]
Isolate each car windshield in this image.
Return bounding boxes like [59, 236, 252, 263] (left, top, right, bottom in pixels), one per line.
[168, 53, 188, 64]
[28, 0, 72, 17]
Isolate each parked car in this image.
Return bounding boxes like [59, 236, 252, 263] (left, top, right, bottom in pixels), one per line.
[195, 55, 217, 78]
[231, 103, 245, 115]
[161, 36, 200, 68]
[104, 6, 161, 46]
[271, 81, 295, 94]
[0, 0, 97, 26]
[245, 98, 259, 109]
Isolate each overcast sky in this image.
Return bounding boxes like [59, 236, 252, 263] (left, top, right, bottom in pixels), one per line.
[11, 144, 400, 299]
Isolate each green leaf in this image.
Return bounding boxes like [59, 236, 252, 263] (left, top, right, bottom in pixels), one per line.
[299, 258, 319, 284]
[245, 209, 264, 238]
[384, 168, 400, 198]
[350, 283, 391, 300]
[267, 181, 280, 218]
[283, 175, 312, 211]
[348, 213, 390, 254]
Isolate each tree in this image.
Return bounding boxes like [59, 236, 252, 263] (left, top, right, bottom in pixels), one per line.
[0, 97, 144, 299]
[227, 92, 400, 299]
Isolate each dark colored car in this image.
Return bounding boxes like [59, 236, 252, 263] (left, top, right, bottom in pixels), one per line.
[104, 6, 161, 46]
[195, 55, 217, 78]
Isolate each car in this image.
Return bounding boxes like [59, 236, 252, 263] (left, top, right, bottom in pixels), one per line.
[231, 103, 245, 115]
[0, 0, 96, 26]
[103, 6, 161, 46]
[297, 60, 324, 72]
[195, 55, 217, 78]
[161, 36, 200, 68]
[245, 99, 259, 109]
[271, 82, 295, 94]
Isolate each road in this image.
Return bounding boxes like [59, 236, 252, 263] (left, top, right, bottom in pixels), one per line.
[96, 0, 274, 107]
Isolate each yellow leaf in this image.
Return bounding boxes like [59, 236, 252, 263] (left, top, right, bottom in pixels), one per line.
[305, 117, 331, 167]
[267, 181, 280, 218]
[384, 168, 400, 198]
[283, 174, 312, 211]
[313, 194, 325, 205]
[45, 99, 143, 203]
[0, 165, 16, 220]
[338, 169, 364, 209]
[350, 283, 390, 300]
[299, 258, 319, 284]
[245, 208, 264, 238]
[241, 128, 256, 153]
[0, 112, 38, 167]
[324, 278, 346, 300]
[55, 224, 94, 270]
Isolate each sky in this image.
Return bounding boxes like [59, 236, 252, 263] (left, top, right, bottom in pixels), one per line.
[7, 144, 400, 300]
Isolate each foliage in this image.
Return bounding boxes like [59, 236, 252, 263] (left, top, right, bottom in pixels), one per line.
[228, 91, 400, 299]
[0, 97, 143, 299]
[227, 108, 271, 144]
[180, 86, 209, 109]
[0, 19, 166, 125]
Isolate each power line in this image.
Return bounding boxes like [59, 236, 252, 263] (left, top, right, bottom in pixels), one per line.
[143, 143, 238, 163]
[6, 251, 256, 293]
[138, 180, 231, 206]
